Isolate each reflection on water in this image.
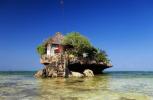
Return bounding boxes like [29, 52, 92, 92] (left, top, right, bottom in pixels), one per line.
[0, 71, 153, 100]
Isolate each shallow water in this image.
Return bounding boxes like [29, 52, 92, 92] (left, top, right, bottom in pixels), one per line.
[0, 71, 153, 100]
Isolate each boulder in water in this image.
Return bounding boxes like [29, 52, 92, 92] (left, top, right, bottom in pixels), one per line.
[70, 71, 84, 77]
[83, 69, 94, 77]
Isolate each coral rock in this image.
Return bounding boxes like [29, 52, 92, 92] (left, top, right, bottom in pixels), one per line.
[34, 70, 44, 78]
[70, 71, 84, 77]
[83, 69, 94, 77]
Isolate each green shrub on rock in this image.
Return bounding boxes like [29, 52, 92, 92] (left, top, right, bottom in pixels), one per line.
[96, 50, 110, 64]
[37, 45, 46, 56]
[62, 32, 91, 56]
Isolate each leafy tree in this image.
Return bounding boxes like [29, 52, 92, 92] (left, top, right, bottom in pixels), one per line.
[62, 32, 110, 64]
[37, 45, 46, 55]
[62, 32, 91, 56]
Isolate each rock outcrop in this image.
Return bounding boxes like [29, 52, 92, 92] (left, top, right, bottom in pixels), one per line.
[34, 52, 111, 78]
[34, 63, 65, 78]
[35, 32, 112, 78]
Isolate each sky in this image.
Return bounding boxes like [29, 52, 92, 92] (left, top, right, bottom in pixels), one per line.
[0, 0, 153, 71]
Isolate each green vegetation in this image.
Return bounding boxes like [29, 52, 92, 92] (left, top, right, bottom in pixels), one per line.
[37, 45, 46, 55]
[84, 46, 98, 59]
[62, 32, 110, 64]
[96, 49, 110, 64]
[62, 32, 91, 48]
[36, 32, 111, 64]
[62, 32, 91, 56]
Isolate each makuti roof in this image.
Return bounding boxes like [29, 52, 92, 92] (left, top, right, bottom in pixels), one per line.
[44, 32, 64, 45]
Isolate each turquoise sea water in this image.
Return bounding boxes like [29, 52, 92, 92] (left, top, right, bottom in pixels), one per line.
[0, 71, 153, 100]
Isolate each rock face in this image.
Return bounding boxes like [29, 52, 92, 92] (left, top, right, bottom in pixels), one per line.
[35, 55, 111, 78]
[34, 65, 95, 78]
[83, 69, 94, 77]
[34, 63, 66, 78]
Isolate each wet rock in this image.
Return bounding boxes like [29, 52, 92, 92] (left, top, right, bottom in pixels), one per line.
[34, 70, 43, 78]
[83, 69, 94, 77]
[52, 72, 58, 77]
[70, 71, 84, 77]
[44, 65, 58, 77]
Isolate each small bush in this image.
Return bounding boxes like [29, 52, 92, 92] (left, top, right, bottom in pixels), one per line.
[96, 50, 110, 64]
[37, 45, 46, 55]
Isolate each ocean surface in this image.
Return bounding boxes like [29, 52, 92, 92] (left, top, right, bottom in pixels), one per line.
[0, 71, 153, 100]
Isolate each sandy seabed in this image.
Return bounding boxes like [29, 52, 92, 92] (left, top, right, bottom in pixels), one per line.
[0, 71, 153, 100]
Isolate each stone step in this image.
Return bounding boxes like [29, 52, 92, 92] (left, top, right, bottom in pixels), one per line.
[58, 75, 64, 77]
[57, 72, 64, 74]
[58, 69, 64, 72]
[57, 72, 65, 77]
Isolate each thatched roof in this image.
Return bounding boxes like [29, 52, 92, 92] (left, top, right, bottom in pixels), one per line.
[43, 32, 64, 45]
